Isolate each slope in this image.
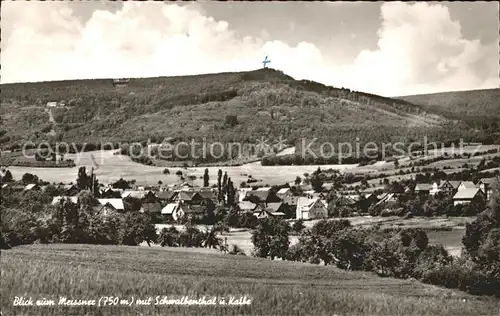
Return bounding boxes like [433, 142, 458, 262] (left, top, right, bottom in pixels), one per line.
[0, 69, 481, 162]
[397, 88, 500, 121]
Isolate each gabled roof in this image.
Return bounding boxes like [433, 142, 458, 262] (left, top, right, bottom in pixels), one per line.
[265, 202, 283, 213]
[459, 181, 477, 190]
[453, 188, 483, 200]
[245, 190, 269, 201]
[121, 190, 145, 199]
[178, 191, 202, 201]
[157, 191, 178, 200]
[161, 203, 179, 215]
[440, 180, 461, 189]
[238, 201, 258, 211]
[478, 178, 499, 185]
[277, 188, 291, 194]
[140, 202, 162, 213]
[257, 209, 285, 217]
[97, 198, 124, 210]
[415, 183, 432, 191]
[297, 197, 325, 212]
[52, 196, 79, 205]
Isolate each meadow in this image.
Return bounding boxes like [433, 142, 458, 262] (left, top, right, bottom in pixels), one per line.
[5, 149, 357, 186]
[2, 244, 500, 316]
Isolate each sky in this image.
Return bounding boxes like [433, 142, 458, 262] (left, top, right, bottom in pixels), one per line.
[1, 1, 498, 97]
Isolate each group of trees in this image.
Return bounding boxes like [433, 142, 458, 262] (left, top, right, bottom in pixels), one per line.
[1, 192, 157, 249]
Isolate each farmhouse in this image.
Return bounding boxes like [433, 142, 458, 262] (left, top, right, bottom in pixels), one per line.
[95, 202, 122, 218]
[452, 188, 486, 206]
[414, 183, 432, 195]
[295, 197, 327, 220]
[100, 187, 123, 198]
[238, 201, 262, 213]
[140, 201, 162, 214]
[157, 191, 178, 203]
[161, 202, 199, 221]
[255, 209, 286, 219]
[435, 180, 462, 195]
[175, 191, 203, 204]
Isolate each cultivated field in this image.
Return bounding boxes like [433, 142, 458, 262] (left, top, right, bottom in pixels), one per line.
[2, 244, 499, 316]
[5, 150, 357, 186]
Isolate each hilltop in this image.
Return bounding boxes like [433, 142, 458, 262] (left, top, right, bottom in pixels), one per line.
[1, 69, 495, 163]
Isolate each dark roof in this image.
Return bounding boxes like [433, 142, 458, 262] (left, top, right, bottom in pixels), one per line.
[178, 191, 203, 201]
[245, 190, 269, 202]
[141, 202, 162, 213]
[157, 191, 178, 200]
[265, 202, 283, 212]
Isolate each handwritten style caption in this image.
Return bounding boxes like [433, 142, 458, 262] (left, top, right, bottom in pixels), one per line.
[13, 295, 252, 307]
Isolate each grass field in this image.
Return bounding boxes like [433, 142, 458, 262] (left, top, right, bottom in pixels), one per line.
[5, 150, 357, 186]
[2, 244, 499, 316]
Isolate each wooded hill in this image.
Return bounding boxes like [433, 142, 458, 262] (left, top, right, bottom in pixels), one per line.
[1, 69, 498, 162]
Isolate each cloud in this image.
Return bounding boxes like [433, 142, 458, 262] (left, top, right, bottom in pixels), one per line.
[1, 2, 497, 97]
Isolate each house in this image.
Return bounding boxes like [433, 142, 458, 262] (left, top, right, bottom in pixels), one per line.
[244, 190, 269, 203]
[276, 188, 292, 200]
[452, 188, 486, 206]
[458, 181, 477, 191]
[140, 202, 162, 214]
[477, 177, 498, 200]
[255, 209, 286, 219]
[175, 191, 203, 204]
[238, 188, 253, 202]
[238, 201, 262, 213]
[95, 203, 122, 218]
[282, 195, 299, 207]
[437, 180, 461, 195]
[198, 190, 217, 202]
[295, 198, 327, 220]
[161, 202, 199, 221]
[51, 196, 79, 205]
[100, 187, 123, 198]
[157, 191, 178, 203]
[414, 183, 432, 195]
[97, 198, 125, 211]
[259, 202, 287, 218]
[121, 190, 146, 199]
[24, 183, 40, 191]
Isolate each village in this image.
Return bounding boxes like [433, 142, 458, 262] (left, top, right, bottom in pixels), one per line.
[3, 166, 497, 225]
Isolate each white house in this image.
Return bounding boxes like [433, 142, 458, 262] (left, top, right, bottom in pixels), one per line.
[46, 102, 58, 107]
[296, 197, 327, 220]
[452, 188, 486, 206]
